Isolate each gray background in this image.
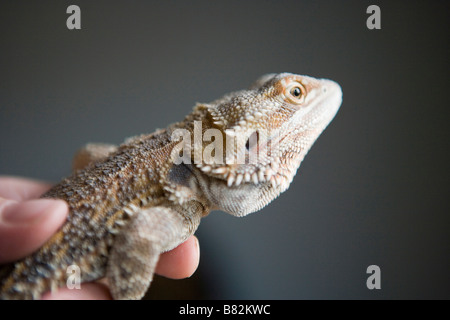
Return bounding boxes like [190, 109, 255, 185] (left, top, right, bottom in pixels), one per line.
[1, 1, 449, 299]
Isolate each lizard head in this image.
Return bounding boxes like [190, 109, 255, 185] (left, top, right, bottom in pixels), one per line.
[173, 73, 342, 216]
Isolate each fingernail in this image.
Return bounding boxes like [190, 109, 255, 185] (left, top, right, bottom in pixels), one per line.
[2, 199, 66, 225]
[193, 236, 200, 259]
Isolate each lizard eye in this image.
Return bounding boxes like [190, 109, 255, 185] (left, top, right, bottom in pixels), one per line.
[291, 87, 302, 97]
[286, 83, 306, 104]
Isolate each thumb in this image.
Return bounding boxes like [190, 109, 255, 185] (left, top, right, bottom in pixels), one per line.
[0, 198, 68, 263]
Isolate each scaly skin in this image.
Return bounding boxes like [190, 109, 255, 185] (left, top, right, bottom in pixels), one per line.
[0, 73, 342, 299]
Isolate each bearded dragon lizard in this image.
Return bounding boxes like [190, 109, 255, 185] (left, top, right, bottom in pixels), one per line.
[0, 73, 342, 299]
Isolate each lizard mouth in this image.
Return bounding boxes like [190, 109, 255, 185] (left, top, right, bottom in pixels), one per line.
[198, 133, 298, 189]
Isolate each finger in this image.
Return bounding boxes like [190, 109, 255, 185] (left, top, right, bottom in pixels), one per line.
[0, 198, 68, 263]
[155, 235, 200, 279]
[0, 176, 53, 201]
[41, 282, 112, 300]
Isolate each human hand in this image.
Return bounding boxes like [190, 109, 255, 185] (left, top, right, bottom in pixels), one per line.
[0, 176, 200, 299]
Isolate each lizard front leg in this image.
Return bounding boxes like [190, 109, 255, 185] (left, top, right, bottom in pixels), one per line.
[106, 206, 196, 300]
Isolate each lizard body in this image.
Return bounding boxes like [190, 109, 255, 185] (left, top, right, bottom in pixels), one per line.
[0, 73, 342, 299]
